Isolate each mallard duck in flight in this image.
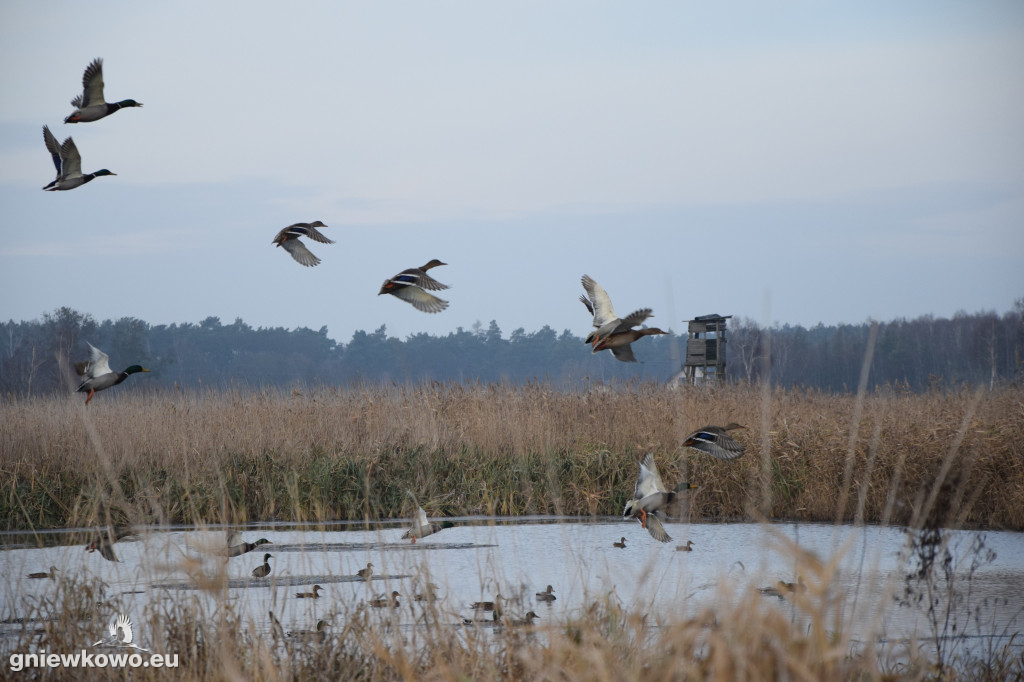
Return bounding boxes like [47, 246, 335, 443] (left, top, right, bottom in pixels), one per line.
[683, 423, 746, 460]
[580, 275, 665, 362]
[379, 259, 449, 313]
[592, 327, 668, 363]
[224, 530, 272, 558]
[623, 453, 675, 543]
[42, 126, 116, 191]
[74, 343, 149, 405]
[401, 506, 454, 543]
[272, 222, 334, 267]
[64, 58, 142, 123]
[580, 275, 653, 346]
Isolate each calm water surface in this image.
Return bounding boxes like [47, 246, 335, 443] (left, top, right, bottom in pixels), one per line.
[2, 519, 1022, 661]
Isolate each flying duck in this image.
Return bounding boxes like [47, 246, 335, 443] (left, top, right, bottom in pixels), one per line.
[623, 453, 676, 543]
[64, 58, 142, 123]
[74, 343, 149, 405]
[401, 506, 454, 544]
[579, 275, 653, 348]
[42, 126, 115, 191]
[683, 423, 747, 460]
[271, 222, 334, 267]
[224, 531, 272, 558]
[378, 259, 450, 313]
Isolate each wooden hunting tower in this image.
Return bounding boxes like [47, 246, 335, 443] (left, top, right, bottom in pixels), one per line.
[683, 314, 731, 386]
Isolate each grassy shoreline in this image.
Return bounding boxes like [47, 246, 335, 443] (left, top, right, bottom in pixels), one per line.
[2, 383, 1021, 532]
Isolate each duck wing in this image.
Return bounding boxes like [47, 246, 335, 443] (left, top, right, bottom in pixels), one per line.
[79, 58, 106, 108]
[634, 453, 668, 499]
[280, 238, 321, 267]
[98, 541, 118, 562]
[620, 308, 653, 329]
[685, 428, 745, 460]
[299, 223, 334, 244]
[283, 223, 334, 244]
[415, 507, 430, 531]
[580, 275, 618, 328]
[60, 137, 83, 179]
[404, 270, 449, 292]
[43, 126, 63, 175]
[609, 344, 638, 363]
[81, 343, 113, 379]
[644, 513, 672, 543]
[390, 284, 449, 313]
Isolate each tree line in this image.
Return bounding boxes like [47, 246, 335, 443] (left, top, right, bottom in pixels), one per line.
[1, 302, 1021, 398]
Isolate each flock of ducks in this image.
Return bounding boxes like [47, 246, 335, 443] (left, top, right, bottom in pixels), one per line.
[623, 424, 747, 544]
[67, 267, 675, 405]
[69, 266, 675, 405]
[26, 430, 804, 638]
[33, 58, 801, 634]
[38, 64, 676, 401]
[41, 59, 140, 191]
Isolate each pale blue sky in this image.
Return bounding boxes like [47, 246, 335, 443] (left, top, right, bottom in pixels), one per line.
[1, 1, 1022, 342]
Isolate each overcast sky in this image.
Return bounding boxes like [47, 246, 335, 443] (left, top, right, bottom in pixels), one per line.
[1, 1, 1021, 344]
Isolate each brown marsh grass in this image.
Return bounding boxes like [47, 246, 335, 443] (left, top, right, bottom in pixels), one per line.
[3, 382, 1023, 680]
[1, 382, 1022, 531]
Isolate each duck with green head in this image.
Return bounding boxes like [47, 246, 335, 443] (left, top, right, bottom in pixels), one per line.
[251, 553, 273, 578]
[42, 126, 116, 191]
[64, 58, 142, 123]
[74, 343, 149, 405]
[224, 530, 272, 558]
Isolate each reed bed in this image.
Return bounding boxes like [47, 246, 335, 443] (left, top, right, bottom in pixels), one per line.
[3, 382, 1023, 680]
[1, 382, 1022, 531]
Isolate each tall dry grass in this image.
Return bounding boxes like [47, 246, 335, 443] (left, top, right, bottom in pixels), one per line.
[1, 382, 1021, 531]
[3, 382, 1023, 680]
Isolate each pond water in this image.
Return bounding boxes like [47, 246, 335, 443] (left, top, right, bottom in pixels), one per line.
[2, 518, 1022, 664]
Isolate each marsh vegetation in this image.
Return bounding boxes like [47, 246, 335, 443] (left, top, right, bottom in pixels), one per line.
[2, 383, 1022, 680]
